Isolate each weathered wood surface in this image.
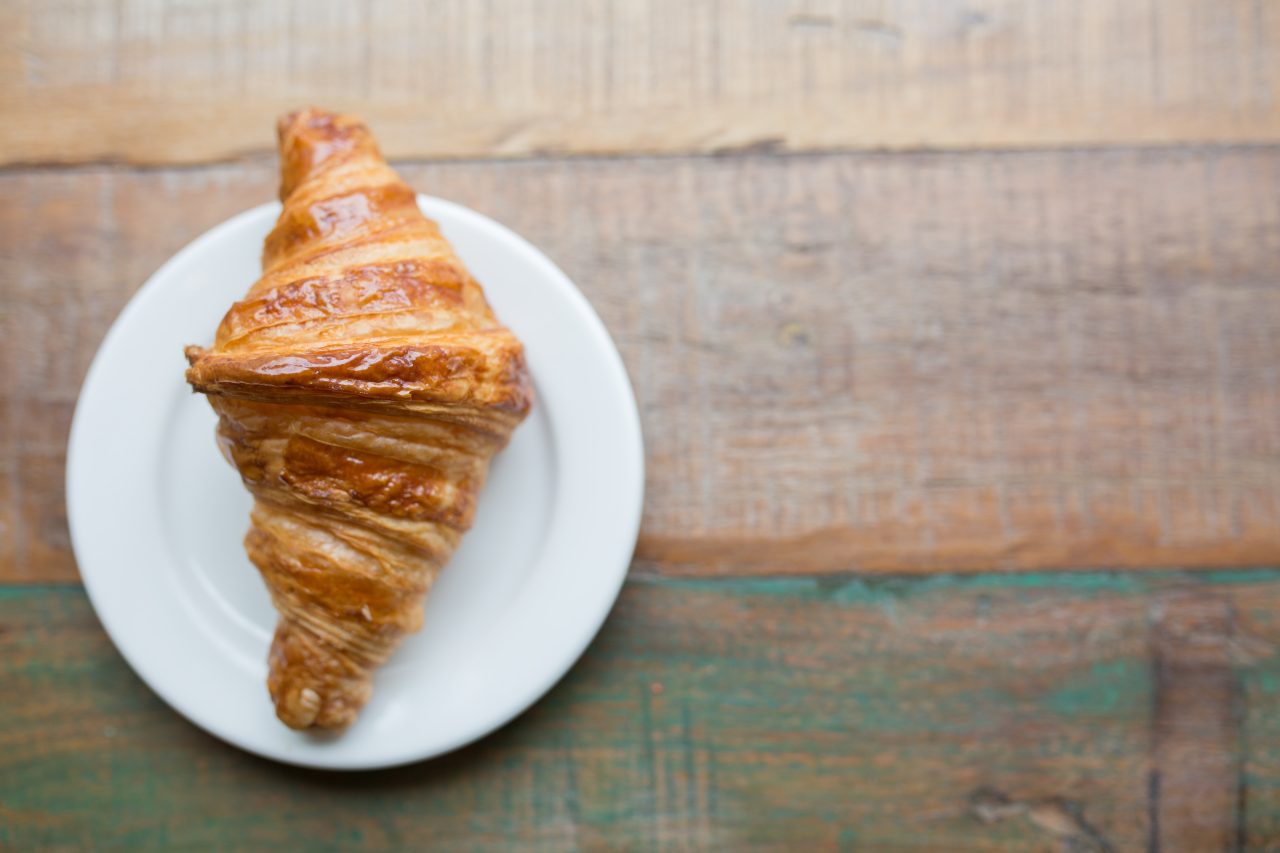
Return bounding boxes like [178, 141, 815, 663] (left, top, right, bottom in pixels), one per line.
[3, 0, 1279, 166]
[4, 146, 1280, 581]
[4, 571, 1280, 850]
[5, 2, 1279, 848]
[1152, 595, 1243, 852]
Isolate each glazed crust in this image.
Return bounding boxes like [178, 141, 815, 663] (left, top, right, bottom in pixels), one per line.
[185, 108, 531, 729]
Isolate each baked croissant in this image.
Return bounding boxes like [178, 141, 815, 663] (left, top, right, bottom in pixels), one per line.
[185, 108, 532, 730]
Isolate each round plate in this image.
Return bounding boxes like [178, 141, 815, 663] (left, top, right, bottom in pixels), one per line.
[67, 197, 644, 770]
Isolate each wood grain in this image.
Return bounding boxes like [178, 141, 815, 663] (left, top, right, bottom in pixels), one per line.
[4, 572, 1280, 850]
[4, 145, 1280, 581]
[1151, 594, 1242, 851]
[2, 0, 1279, 165]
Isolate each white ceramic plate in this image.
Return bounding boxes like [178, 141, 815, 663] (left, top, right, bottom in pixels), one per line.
[67, 197, 643, 770]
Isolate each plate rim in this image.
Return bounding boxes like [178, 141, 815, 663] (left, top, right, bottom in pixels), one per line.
[66, 195, 644, 770]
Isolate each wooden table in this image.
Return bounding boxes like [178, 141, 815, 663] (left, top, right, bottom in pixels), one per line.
[3, 2, 1279, 849]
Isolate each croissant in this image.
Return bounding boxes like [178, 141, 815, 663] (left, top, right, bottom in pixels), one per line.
[185, 108, 532, 730]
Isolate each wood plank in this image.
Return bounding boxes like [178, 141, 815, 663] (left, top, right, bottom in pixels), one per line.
[1233, 582, 1280, 851]
[1151, 594, 1242, 851]
[4, 572, 1280, 849]
[5, 147, 1280, 580]
[2, 0, 1279, 165]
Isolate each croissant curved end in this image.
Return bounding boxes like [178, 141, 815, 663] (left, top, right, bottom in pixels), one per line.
[268, 620, 372, 730]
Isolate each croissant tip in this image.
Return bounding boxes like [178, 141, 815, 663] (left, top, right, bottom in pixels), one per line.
[277, 108, 319, 141]
[273, 686, 361, 732]
[276, 106, 348, 141]
[276, 110, 300, 141]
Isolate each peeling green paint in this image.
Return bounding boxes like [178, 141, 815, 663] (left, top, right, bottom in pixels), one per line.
[1043, 660, 1150, 717]
[638, 567, 1280, 601]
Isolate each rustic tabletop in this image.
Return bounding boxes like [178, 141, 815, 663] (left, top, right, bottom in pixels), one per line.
[3, 1, 1280, 850]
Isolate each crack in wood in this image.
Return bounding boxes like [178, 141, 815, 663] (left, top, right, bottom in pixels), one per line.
[969, 787, 1114, 852]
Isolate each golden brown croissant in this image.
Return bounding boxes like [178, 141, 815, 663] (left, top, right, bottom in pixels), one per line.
[184, 108, 532, 730]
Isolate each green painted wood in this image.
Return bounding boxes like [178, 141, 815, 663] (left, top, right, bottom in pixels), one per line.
[4, 572, 1280, 851]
